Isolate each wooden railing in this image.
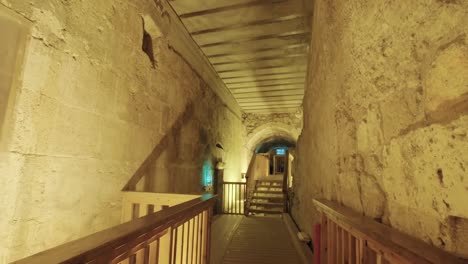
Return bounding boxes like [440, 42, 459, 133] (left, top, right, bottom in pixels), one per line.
[220, 182, 246, 215]
[121, 191, 200, 222]
[13, 194, 216, 264]
[314, 199, 468, 264]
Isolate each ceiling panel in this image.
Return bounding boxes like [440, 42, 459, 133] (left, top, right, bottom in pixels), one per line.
[227, 78, 304, 89]
[223, 72, 307, 84]
[233, 89, 303, 99]
[235, 94, 304, 103]
[214, 57, 307, 72]
[193, 17, 309, 46]
[218, 65, 307, 78]
[181, 1, 305, 33]
[169, 0, 259, 15]
[168, 0, 311, 113]
[202, 34, 310, 56]
[232, 84, 303, 92]
[239, 100, 303, 106]
[208, 46, 308, 64]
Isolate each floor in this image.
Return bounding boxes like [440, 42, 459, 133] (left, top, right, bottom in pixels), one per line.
[211, 215, 302, 264]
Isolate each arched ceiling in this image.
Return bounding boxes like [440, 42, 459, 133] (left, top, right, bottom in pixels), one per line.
[245, 122, 298, 153]
[167, 0, 313, 114]
[255, 137, 296, 153]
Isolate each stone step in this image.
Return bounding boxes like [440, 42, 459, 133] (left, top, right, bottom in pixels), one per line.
[256, 187, 282, 191]
[258, 179, 283, 183]
[252, 196, 285, 202]
[250, 201, 284, 207]
[250, 208, 283, 214]
[255, 190, 283, 194]
[257, 180, 283, 185]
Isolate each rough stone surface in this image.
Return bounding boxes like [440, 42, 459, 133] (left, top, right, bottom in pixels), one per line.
[0, 1, 242, 262]
[293, 0, 468, 257]
[243, 111, 302, 149]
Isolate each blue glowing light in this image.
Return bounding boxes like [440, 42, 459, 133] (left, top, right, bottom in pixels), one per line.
[202, 160, 213, 187]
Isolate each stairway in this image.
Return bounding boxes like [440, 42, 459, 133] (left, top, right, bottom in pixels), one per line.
[248, 179, 285, 215]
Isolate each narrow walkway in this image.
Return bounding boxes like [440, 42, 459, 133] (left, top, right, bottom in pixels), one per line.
[211, 215, 302, 264]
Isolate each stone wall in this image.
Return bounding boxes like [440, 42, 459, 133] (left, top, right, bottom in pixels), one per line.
[294, 0, 468, 257]
[0, 1, 242, 262]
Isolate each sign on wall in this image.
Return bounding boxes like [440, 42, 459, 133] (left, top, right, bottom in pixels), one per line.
[276, 148, 287, 155]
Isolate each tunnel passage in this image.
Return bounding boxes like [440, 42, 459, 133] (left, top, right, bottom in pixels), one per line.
[255, 137, 296, 176]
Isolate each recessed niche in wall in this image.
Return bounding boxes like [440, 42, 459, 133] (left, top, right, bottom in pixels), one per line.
[141, 15, 162, 69]
[0, 5, 30, 146]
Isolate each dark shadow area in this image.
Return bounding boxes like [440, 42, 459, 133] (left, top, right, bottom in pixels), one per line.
[122, 102, 194, 191]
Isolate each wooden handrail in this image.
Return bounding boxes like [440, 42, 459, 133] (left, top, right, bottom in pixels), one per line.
[121, 191, 200, 222]
[13, 194, 216, 264]
[314, 199, 468, 264]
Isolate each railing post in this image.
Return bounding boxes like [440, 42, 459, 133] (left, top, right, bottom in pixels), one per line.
[282, 150, 290, 213]
[321, 214, 328, 264]
[314, 223, 321, 264]
[244, 175, 250, 216]
[205, 207, 213, 264]
[215, 168, 224, 215]
[283, 150, 289, 193]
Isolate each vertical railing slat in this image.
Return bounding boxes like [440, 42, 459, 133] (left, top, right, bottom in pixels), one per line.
[206, 208, 213, 264]
[229, 184, 234, 214]
[155, 239, 160, 264]
[320, 214, 328, 264]
[199, 212, 204, 264]
[341, 228, 346, 264]
[220, 182, 247, 215]
[180, 223, 185, 264]
[195, 213, 200, 264]
[185, 221, 190, 264]
[234, 184, 237, 214]
[336, 225, 341, 263]
[222, 184, 225, 213]
[169, 228, 174, 264]
[377, 252, 383, 264]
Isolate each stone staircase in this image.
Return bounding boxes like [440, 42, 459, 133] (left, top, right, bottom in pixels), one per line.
[248, 179, 285, 215]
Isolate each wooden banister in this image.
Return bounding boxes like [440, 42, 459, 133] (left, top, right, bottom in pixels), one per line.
[121, 191, 200, 222]
[314, 199, 468, 264]
[13, 194, 216, 264]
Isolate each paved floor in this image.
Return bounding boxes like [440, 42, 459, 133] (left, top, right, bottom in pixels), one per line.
[211, 215, 302, 264]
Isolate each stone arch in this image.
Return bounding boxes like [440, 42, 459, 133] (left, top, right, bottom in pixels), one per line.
[245, 122, 300, 153]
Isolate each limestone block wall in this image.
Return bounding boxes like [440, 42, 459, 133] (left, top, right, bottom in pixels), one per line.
[293, 0, 468, 257]
[0, 0, 242, 262]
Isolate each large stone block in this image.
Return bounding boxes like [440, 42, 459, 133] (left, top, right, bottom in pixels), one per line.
[295, 0, 468, 256]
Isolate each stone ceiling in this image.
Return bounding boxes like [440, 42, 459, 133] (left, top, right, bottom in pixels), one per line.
[167, 0, 312, 114]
